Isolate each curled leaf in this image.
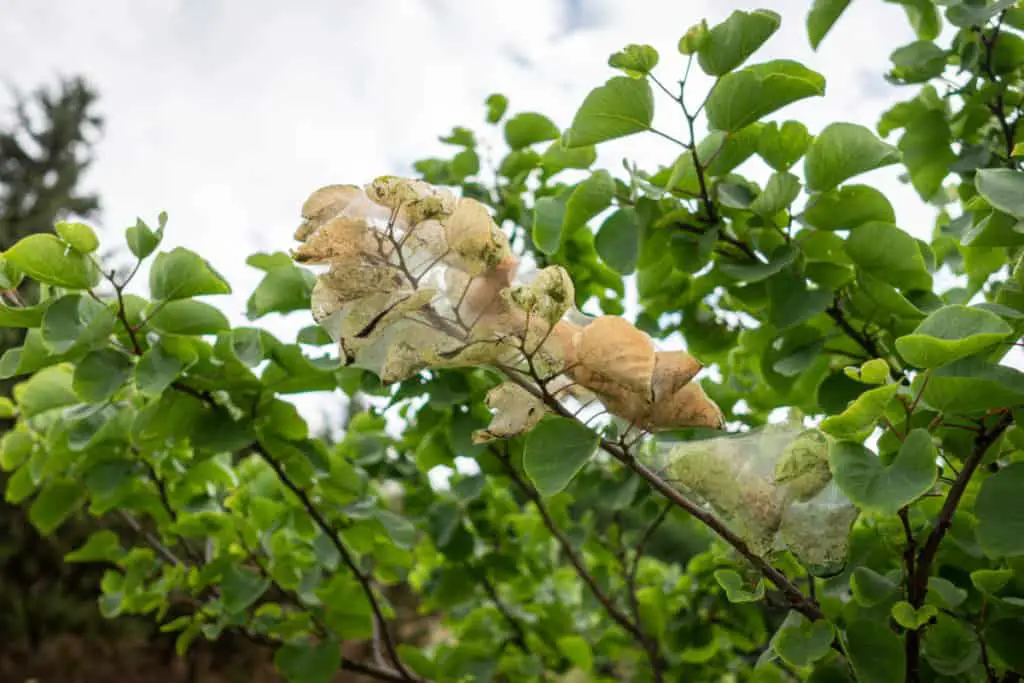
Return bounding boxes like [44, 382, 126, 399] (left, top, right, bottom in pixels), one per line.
[473, 382, 547, 443]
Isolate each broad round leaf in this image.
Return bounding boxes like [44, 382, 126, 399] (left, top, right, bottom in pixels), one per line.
[757, 120, 812, 171]
[3, 234, 99, 289]
[916, 358, 1024, 413]
[842, 619, 905, 683]
[895, 305, 1012, 368]
[705, 60, 825, 133]
[845, 222, 932, 291]
[523, 416, 599, 496]
[564, 77, 654, 147]
[148, 299, 230, 335]
[803, 185, 896, 230]
[149, 247, 231, 300]
[246, 265, 315, 320]
[975, 463, 1024, 558]
[595, 208, 640, 275]
[532, 196, 568, 255]
[697, 9, 781, 76]
[564, 170, 614, 232]
[274, 641, 341, 683]
[975, 168, 1024, 219]
[807, 0, 853, 49]
[55, 222, 100, 253]
[73, 348, 134, 402]
[504, 112, 560, 150]
[772, 612, 834, 667]
[829, 429, 937, 516]
[804, 123, 900, 192]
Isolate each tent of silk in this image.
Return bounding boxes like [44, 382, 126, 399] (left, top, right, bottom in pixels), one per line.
[291, 176, 858, 575]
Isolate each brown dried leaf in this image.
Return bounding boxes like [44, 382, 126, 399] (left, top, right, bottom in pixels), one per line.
[644, 381, 724, 430]
[297, 184, 364, 237]
[573, 316, 656, 397]
[366, 176, 456, 224]
[651, 350, 703, 401]
[503, 265, 574, 327]
[443, 197, 511, 274]
[293, 216, 379, 264]
[472, 382, 546, 443]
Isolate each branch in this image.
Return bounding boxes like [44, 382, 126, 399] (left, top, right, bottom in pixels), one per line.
[473, 566, 531, 654]
[826, 297, 883, 361]
[491, 447, 647, 642]
[626, 503, 672, 682]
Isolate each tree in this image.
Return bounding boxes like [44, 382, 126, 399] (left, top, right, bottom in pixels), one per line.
[2, 3, 1024, 682]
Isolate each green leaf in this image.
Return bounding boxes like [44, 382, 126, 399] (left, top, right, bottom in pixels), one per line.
[149, 299, 230, 335]
[678, 20, 709, 55]
[41, 294, 115, 355]
[221, 566, 269, 614]
[532, 196, 568, 256]
[850, 566, 899, 606]
[523, 416, 599, 496]
[926, 577, 967, 609]
[757, 120, 812, 171]
[485, 94, 508, 124]
[557, 635, 593, 673]
[890, 601, 937, 629]
[504, 112, 560, 150]
[697, 9, 781, 76]
[985, 619, 1024, 672]
[889, 41, 947, 83]
[807, 0, 852, 49]
[564, 77, 654, 147]
[55, 222, 99, 253]
[150, 247, 231, 300]
[971, 569, 1013, 595]
[0, 397, 14, 419]
[845, 222, 932, 291]
[767, 273, 832, 330]
[246, 265, 315, 320]
[564, 170, 614, 231]
[135, 343, 186, 396]
[372, 509, 416, 549]
[540, 139, 596, 177]
[975, 168, 1024, 219]
[916, 358, 1024, 413]
[750, 172, 802, 216]
[29, 478, 85, 534]
[829, 430, 937, 515]
[0, 301, 50, 328]
[804, 123, 901, 192]
[595, 208, 640, 275]
[975, 463, 1024, 558]
[274, 641, 341, 683]
[922, 614, 979, 676]
[713, 569, 765, 603]
[3, 234, 99, 289]
[820, 383, 899, 438]
[772, 612, 834, 667]
[719, 244, 798, 282]
[126, 216, 164, 259]
[803, 185, 896, 230]
[947, 0, 1018, 27]
[73, 349, 134, 402]
[14, 364, 77, 417]
[705, 60, 825, 133]
[1, 431, 34, 471]
[0, 255, 24, 290]
[842, 619, 904, 683]
[895, 305, 1012, 368]
[66, 530, 122, 563]
[608, 44, 659, 77]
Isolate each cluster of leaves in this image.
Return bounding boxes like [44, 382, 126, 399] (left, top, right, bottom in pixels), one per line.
[2, 2, 1024, 682]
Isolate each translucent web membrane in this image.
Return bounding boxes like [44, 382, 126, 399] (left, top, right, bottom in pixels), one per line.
[648, 424, 858, 576]
[291, 176, 725, 444]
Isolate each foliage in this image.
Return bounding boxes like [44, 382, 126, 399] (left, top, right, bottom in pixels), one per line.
[2, 4, 1024, 683]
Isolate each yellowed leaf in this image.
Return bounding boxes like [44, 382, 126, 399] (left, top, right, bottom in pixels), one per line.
[473, 382, 546, 443]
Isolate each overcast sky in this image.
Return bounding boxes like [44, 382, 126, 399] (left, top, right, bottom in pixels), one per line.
[3, 0, 1019, 428]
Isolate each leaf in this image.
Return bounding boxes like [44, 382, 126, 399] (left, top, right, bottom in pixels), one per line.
[149, 299, 230, 335]
[895, 305, 1012, 368]
[246, 265, 315, 320]
[889, 41, 947, 84]
[772, 612, 834, 667]
[608, 44, 659, 77]
[705, 60, 825, 133]
[916, 358, 1024, 413]
[274, 641, 340, 683]
[504, 112, 560, 150]
[595, 208, 640, 275]
[975, 463, 1024, 558]
[820, 383, 899, 438]
[73, 349, 134, 402]
[922, 614, 979, 676]
[845, 222, 932, 291]
[829, 430, 937, 516]
[947, 0, 1018, 27]
[29, 478, 85, 534]
[564, 170, 614, 231]
[150, 247, 231, 300]
[842, 619, 905, 683]
[126, 216, 164, 259]
[975, 168, 1024, 219]
[803, 185, 896, 230]
[985, 619, 1024, 672]
[697, 9, 781, 76]
[890, 601, 937, 629]
[523, 416, 599, 496]
[719, 244, 798, 282]
[758, 120, 812, 171]
[485, 94, 508, 124]
[804, 123, 901, 192]
[807, 0, 852, 49]
[971, 568, 1013, 595]
[136, 343, 186, 396]
[372, 509, 416, 549]
[3, 234, 98, 289]
[557, 635, 593, 673]
[221, 566, 269, 614]
[532, 196, 568, 255]
[66, 530, 122, 563]
[40, 294, 115, 355]
[713, 569, 765, 603]
[55, 222, 99, 253]
[850, 567, 899, 606]
[564, 77, 654, 147]
[0, 301, 50, 328]
[540, 139, 596, 177]
[13, 364, 77, 417]
[750, 172, 802, 216]
[926, 577, 967, 609]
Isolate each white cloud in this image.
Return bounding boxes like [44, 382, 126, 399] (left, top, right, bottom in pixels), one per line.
[1, 0, 1018, 427]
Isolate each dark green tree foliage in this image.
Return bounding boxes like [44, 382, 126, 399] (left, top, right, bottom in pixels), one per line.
[3, 5, 1024, 683]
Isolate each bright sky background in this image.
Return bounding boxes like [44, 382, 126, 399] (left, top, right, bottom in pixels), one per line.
[2, 0, 1020, 433]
